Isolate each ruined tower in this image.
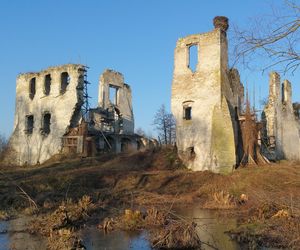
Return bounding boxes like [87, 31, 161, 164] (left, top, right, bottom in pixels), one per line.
[8, 64, 86, 165]
[263, 72, 300, 161]
[171, 17, 244, 173]
[98, 69, 134, 134]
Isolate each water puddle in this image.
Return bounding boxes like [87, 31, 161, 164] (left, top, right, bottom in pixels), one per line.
[174, 206, 240, 249]
[0, 217, 46, 250]
[81, 229, 151, 250]
[0, 206, 273, 250]
[80, 206, 241, 250]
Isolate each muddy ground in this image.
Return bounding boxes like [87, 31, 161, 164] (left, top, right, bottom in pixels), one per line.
[0, 147, 300, 249]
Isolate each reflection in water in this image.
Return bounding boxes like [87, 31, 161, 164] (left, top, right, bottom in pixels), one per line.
[81, 229, 151, 250]
[174, 206, 240, 250]
[0, 217, 46, 250]
[80, 206, 241, 250]
[0, 207, 241, 250]
[0, 221, 9, 250]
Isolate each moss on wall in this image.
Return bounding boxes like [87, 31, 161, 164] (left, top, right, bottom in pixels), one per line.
[211, 96, 236, 174]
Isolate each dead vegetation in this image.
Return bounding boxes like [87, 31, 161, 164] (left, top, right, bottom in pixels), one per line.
[150, 221, 201, 249]
[98, 207, 201, 249]
[30, 195, 94, 250]
[47, 228, 85, 250]
[0, 210, 10, 221]
[98, 207, 168, 232]
[0, 147, 300, 248]
[229, 202, 300, 249]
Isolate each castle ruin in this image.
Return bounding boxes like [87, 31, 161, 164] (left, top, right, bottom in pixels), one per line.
[7, 65, 153, 166]
[171, 17, 244, 173]
[262, 72, 300, 161]
[171, 17, 300, 173]
[5, 16, 300, 170]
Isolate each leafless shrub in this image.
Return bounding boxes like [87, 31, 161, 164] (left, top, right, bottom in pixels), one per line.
[150, 221, 201, 249]
[98, 207, 201, 249]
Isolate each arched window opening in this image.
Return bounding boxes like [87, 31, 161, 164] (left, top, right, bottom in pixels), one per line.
[29, 78, 36, 100]
[44, 74, 51, 95]
[60, 72, 70, 94]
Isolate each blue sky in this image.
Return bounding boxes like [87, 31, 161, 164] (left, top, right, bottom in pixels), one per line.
[0, 0, 299, 138]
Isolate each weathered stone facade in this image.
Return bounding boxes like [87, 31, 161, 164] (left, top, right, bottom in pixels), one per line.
[96, 69, 134, 134]
[262, 72, 300, 161]
[8, 65, 150, 166]
[171, 17, 244, 173]
[9, 64, 85, 165]
[89, 69, 136, 153]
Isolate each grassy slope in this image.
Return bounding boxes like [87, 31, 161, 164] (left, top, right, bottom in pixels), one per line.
[0, 148, 299, 211]
[0, 147, 300, 247]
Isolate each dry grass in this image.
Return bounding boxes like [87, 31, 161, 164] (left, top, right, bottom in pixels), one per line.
[98, 207, 201, 250]
[98, 207, 168, 232]
[0, 210, 10, 221]
[29, 195, 93, 250]
[0, 148, 300, 248]
[230, 215, 300, 249]
[150, 221, 201, 249]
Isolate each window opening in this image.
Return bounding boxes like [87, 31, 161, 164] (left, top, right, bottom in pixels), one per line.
[121, 138, 131, 152]
[41, 113, 51, 135]
[29, 78, 36, 100]
[44, 74, 51, 95]
[188, 44, 198, 72]
[184, 107, 192, 120]
[60, 72, 70, 94]
[187, 146, 196, 160]
[25, 115, 34, 134]
[109, 86, 118, 105]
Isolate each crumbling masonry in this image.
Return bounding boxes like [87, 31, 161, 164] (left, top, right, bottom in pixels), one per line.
[262, 72, 300, 161]
[171, 17, 244, 173]
[7, 65, 153, 165]
[6, 16, 300, 169]
[9, 64, 85, 165]
[171, 17, 300, 173]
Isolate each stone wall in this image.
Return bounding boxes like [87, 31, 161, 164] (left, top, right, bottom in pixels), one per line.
[98, 69, 134, 134]
[263, 72, 300, 161]
[171, 18, 243, 173]
[8, 64, 85, 165]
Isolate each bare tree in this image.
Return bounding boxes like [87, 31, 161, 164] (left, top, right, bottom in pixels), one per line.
[153, 104, 176, 145]
[232, 0, 300, 74]
[135, 127, 146, 137]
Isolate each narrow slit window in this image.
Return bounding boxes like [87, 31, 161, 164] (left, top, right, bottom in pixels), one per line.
[188, 45, 198, 72]
[60, 72, 70, 94]
[109, 86, 118, 105]
[25, 115, 34, 134]
[42, 113, 51, 135]
[184, 107, 192, 120]
[29, 78, 36, 100]
[44, 74, 51, 95]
